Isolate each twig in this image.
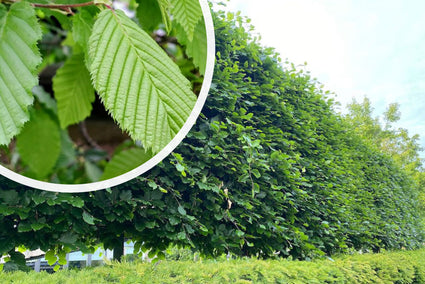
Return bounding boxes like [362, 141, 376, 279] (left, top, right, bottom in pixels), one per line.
[79, 121, 101, 150]
[30, 1, 95, 9]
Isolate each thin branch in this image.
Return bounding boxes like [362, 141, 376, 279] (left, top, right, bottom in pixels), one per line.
[30, 1, 95, 9]
[79, 121, 101, 150]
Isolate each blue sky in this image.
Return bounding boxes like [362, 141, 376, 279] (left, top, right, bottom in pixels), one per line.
[219, 0, 425, 153]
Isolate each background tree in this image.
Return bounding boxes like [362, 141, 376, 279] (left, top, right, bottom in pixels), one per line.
[345, 98, 425, 214]
[345, 98, 423, 176]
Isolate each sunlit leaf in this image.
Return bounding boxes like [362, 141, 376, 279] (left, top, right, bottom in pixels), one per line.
[73, 8, 95, 62]
[89, 9, 196, 153]
[0, 2, 42, 145]
[175, 18, 207, 75]
[170, 0, 202, 41]
[82, 211, 95, 225]
[52, 53, 95, 129]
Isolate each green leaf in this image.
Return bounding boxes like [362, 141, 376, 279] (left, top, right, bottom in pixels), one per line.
[57, 250, 67, 265]
[251, 169, 261, 178]
[45, 250, 57, 266]
[137, 0, 171, 32]
[84, 161, 103, 182]
[177, 205, 186, 215]
[9, 251, 26, 266]
[16, 109, 61, 178]
[59, 232, 78, 244]
[157, 0, 172, 32]
[54, 130, 77, 170]
[176, 231, 186, 240]
[30, 222, 46, 231]
[170, 0, 202, 41]
[17, 222, 32, 232]
[32, 194, 46, 205]
[89, 9, 197, 153]
[53, 53, 95, 129]
[73, 8, 95, 55]
[148, 249, 157, 259]
[70, 196, 84, 208]
[0, 190, 19, 204]
[82, 211, 95, 225]
[32, 86, 57, 114]
[101, 147, 153, 180]
[175, 19, 207, 75]
[0, 2, 42, 145]
[120, 190, 132, 201]
[187, 19, 207, 75]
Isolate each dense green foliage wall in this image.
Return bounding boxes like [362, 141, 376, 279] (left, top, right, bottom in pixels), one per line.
[0, 10, 423, 267]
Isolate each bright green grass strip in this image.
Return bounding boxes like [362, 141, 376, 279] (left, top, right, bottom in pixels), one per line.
[1, 249, 424, 283]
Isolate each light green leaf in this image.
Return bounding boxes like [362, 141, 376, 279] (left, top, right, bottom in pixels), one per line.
[16, 109, 61, 178]
[158, 0, 172, 32]
[73, 8, 95, 65]
[170, 0, 202, 41]
[137, 0, 171, 33]
[57, 251, 68, 265]
[30, 223, 46, 231]
[32, 86, 57, 114]
[59, 232, 78, 244]
[176, 231, 186, 240]
[73, 9, 94, 51]
[101, 147, 153, 180]
[187, 18, 207, 75]
[82, 211, 95, 225]
[0, 2, 42, 145]
[177, 205, 186, 215]
[175, 19, 207, 75]
[53, 53, 95, 129]
[45, 250, 57, 266]
[84, 160, 103, 182]
[54, 130, 76, 170]
[251, 168, 261, 178]
[89, 9, 196, 153]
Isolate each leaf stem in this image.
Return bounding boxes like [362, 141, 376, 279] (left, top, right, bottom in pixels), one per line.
[30, 1, 95, 9]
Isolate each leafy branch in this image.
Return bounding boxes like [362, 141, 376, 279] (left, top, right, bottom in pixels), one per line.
[0, 0, 207, 182]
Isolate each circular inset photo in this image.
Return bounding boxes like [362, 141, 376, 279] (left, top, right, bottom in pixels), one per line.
[0, 0, 214, 192]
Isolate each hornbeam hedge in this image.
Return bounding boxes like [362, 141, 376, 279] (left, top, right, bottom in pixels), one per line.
[0, 10, 423, 269]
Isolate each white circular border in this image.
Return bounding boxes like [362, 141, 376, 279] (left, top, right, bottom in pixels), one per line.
[0, 0, 215, 193]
